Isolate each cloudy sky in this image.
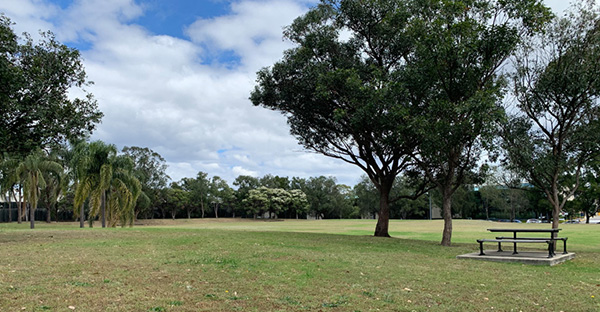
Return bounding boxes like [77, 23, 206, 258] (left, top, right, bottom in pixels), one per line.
[0, 0, 571, 186]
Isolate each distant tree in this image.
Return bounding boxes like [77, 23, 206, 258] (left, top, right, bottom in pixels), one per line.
[38, 148, 65, 223]
[260, 174, 290, 189]
[355, 174, 428, 220]
[0, 154, 19, 222]
[353, 175, 379, 219]
[16, 150, 63, 229]
[501, 2, 600, 229]
[243, 186, 294, 219]
[166, 184, 189, 220]
[74, 141, 141, 227]
[233, 175, 261, 217]
[288, 189, 309, 219]
[0, 16, 102, 156]
[175, 180, 196, 219]
[122, 146, 169, 219]
[266, 188, 291, 219]
[208, 176, 233, 218]
[180, 172, 210, 218]
[244, 187, 269, 218]
[567, 158, 600, 223]
[331, 184, 354, 219]
[73, 141, 115, 227]
[105, 155, 141, 227]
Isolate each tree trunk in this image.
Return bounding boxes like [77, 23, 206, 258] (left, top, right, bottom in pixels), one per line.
[6, 192, 12, 223]
[586, 212, 590, 224]
[374, 186, 391, 237]
[214, 204, 219, 219]
[46, 204, 52, 223]
[101, 191, 106, 228]
[187, 208, 191, 219]
[80, 203, 85, 228]
[17, 201, 22, 224]
[441, 186, 453, 246]
[201, 202, 205, 218]
[29, 203, 35, 229]
[17, 185, 22, 224]
[551, 205, 560, 231]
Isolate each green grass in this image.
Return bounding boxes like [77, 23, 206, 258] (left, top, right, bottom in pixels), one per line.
[0, 219, 598, 311]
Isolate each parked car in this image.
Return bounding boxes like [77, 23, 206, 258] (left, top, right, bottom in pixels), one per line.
[526, 219, 541, 223]
[512, 220, 522, 223]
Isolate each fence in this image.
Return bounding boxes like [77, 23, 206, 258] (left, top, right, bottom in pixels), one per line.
[0, 207, 74, 223]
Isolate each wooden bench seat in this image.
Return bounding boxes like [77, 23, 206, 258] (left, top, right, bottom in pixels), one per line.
[495, 236, 568, 255]
[476, 239, 554, 258]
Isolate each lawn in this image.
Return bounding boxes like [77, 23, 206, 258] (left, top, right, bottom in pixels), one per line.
[0, 219, 598, 311]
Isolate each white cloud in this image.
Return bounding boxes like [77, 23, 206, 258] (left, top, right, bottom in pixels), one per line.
[232, 166, 259, 177]
[185, 0, 307, 70]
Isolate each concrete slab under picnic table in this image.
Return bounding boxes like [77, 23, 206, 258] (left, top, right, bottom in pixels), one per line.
[457, 250, 576, 266]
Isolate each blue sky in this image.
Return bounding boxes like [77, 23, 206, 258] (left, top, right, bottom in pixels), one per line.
[0, 0, 571, 186]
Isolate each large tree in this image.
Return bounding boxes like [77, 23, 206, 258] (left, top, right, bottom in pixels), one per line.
[501, 1, 600, 229]
[251, 0, 431, 236]
[0, 16, 102, 156]
[401, 0, 551, 246]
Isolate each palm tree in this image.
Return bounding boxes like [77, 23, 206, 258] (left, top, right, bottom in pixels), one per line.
[74, 141, 115, 228]
[105, 154, 141, 227]
[16, 150, 63, 229]
[74, 141, 141, 228]
[39, 148, 67, 223]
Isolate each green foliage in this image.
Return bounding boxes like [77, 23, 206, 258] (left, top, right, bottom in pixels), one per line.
[165, 186, 190, 219]
[0, 16, 102, 156]
[122, 146, 170, 219]
[502, 1, 600, 228]
[251, 0, 550, 239]
[233, 175, 261, 216]
[208, 176, 234, 218]
[566, 158, 600, 223]
[251, 0, 433, 235]
[16, 150, 63, 229]
[354, 175, 428, 219]
[73, 141, 140, 227]
[179, 172, 210, 218]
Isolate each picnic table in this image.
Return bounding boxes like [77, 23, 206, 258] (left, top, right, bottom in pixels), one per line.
[477, 228, 566, 258]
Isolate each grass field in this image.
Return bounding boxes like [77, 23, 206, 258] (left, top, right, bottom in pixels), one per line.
[0, 219, 598, 311]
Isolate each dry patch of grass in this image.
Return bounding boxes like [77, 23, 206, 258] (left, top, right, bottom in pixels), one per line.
[0, 219, 598, 311]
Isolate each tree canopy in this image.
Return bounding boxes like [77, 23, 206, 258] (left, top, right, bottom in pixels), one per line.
[501, 1, 600, 229]
[251, 0, 551, 242]
[0, 16, 102, 156]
